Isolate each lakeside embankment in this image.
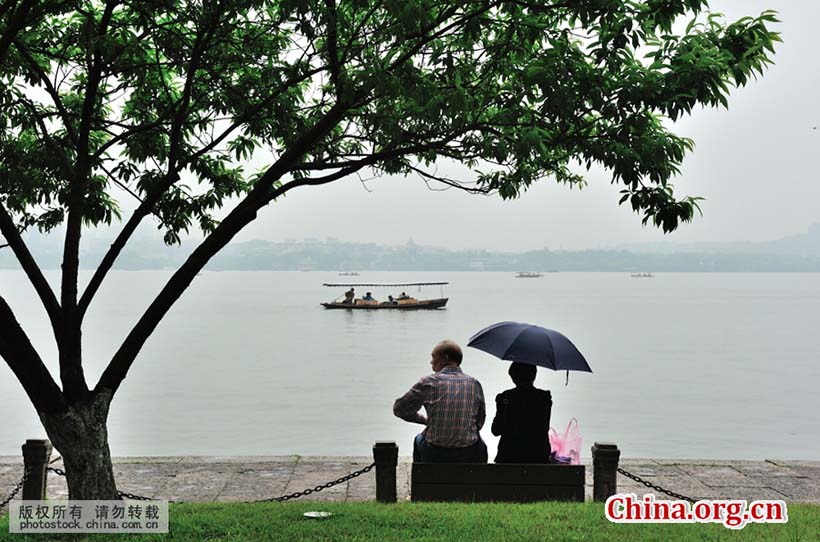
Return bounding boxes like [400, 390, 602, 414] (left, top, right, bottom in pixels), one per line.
[2, 456, 818, 504]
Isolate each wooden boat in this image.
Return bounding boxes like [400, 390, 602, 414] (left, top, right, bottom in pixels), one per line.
[338, 271, 360, 276]
[516, 272, 543, 278]
[321, 282, 449, 310]
[322, 298, 448, 310]
[630, 272, 654, 278]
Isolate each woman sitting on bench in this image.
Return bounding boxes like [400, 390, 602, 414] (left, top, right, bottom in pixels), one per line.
[491, 362, 552, 463]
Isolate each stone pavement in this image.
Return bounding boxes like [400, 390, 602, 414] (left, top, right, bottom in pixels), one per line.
[1, 456, 819, 504]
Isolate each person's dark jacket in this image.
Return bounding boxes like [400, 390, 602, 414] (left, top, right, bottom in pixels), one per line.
[491, 386, 552, 463]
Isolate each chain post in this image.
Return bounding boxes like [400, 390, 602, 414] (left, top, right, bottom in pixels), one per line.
[592, 442, 620, 501]
[22, 439, 52, 500]
[373, 441, 398, 503]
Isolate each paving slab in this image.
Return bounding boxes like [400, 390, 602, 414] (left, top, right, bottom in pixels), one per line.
[733, 463, 807, 479]
[679, 465, 769, 488]
[762, 477, 820, 503]
[767, 460, 820, 468]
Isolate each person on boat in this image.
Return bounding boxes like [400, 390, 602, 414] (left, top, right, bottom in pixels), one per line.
[387, 295, 396, 305]
[363, 292, 375, 301]
[343, 288, 355, 304]
[491, 362, 552, 464]
[398, 292, 409, 300]
[393, 340, 487, 463]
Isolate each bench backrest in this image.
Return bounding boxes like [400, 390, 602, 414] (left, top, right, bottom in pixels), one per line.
[411, 463, 585, 502]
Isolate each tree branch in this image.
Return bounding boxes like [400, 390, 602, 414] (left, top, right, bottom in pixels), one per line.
[0, 0, 35, 65]
[0, 201, 62, 332]
[323, 0, 342, 97]
[0, 0, 18, 19]
[407, 164, 493, 194]
[77, 2, 226, 319]
[91, 117, 172, 160]
[55, 0, 121, 401]
[76, 0, 118, 164]
[165, 1, 224, 176]
[12, 37, 80, 146]
[16, 96, 76, 175]
[0, 295, 65, 414]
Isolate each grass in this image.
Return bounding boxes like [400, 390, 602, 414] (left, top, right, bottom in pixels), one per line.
[2, 501, 819, 541]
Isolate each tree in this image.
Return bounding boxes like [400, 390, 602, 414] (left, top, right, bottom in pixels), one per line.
[0, 0, 778, 498]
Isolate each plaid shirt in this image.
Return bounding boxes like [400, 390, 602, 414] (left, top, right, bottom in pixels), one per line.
[393, 366, 485, 448]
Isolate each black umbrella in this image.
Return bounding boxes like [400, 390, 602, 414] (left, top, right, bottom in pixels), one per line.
[467, 321, 592, 383]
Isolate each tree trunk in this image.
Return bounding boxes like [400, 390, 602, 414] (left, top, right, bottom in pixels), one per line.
[39, 391, 118, 500]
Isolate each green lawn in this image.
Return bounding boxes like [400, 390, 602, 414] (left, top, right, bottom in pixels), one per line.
[2, 501, 818, 541]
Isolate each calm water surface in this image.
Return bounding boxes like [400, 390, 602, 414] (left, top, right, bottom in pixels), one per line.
[1, 271, 818, 459]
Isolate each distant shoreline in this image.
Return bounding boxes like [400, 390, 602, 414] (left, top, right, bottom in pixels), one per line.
[5, 246, 820, 273]
[4, 225, 820, 272]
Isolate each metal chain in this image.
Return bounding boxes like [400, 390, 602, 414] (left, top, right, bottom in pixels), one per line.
[116, 490, 158, 501]
[618, 467, 699, 503]
[47, 467, 159, 502]
[47, 461, 375, 504]
[0, 468, 30, 509]
[257, 462, 375, 503]
[15, 462, 700, 505]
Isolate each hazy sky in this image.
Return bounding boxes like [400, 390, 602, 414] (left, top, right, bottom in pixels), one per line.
[106, 1, 819, 252]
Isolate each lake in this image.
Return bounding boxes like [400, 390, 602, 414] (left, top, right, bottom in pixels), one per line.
[1, 270, 818, 460]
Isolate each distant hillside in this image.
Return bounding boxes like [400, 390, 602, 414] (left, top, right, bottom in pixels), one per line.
[620, 223, 820, 257]
[3, 232, 820, 271]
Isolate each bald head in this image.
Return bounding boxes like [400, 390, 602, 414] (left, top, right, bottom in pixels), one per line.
[434, 340, 463, 365]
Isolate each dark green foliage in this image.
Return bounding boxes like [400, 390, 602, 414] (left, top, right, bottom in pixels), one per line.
[1, 1, 780, 239]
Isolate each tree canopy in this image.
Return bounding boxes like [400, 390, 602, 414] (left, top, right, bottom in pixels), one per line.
[1, 0, 779, 405]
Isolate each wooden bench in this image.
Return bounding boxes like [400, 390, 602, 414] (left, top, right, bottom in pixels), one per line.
[372, 441, 620, 504]
[411, 463, 585, 502]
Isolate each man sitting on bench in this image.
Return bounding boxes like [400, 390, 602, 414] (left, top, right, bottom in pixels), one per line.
[393, 340, 487, 463]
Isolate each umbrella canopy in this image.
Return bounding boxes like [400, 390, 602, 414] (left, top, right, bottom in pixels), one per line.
[467, 321, 592, 373]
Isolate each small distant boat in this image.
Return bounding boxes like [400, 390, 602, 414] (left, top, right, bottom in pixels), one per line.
[516, 272, 543, 278]
[630, 272, 654, 278]
[321, 282, 449, 310]
[338, 271, 360, 276]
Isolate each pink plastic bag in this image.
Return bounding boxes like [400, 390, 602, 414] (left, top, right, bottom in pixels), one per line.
[549, 418, 582, 465]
